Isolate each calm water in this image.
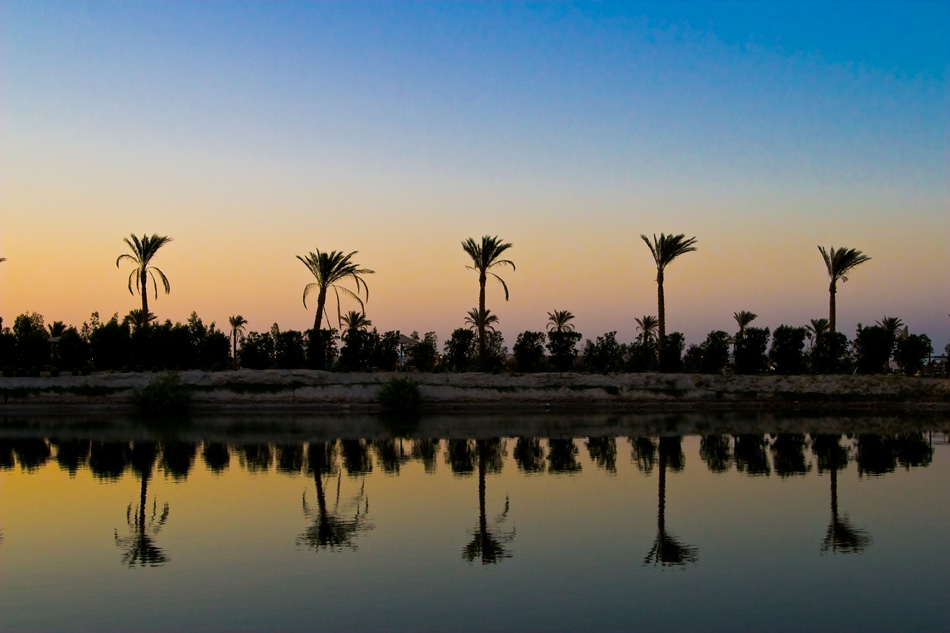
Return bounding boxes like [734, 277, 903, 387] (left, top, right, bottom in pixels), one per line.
[1, 412, 948, 633]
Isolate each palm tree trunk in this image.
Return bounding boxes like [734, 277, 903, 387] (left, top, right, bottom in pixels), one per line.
[828, 281, 837, 334]
[231, 332, 238, 370]
[478, 272, 487, 365]
[315, 287, 328, 331]
[140, 269, 149, 315]
[656, 271, 666, 354]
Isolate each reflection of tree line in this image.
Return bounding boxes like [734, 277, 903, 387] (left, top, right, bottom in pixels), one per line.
[0, 432, 938, 565]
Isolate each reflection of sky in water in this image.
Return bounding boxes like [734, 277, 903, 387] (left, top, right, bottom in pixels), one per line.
[0, 430, 947, 633]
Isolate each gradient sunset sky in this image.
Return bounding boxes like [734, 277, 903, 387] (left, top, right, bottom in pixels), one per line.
[2, 1, 948, 348]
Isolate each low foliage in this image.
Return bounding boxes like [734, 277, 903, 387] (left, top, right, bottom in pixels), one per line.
[378, 376, 421, 409]
[133, 372, 191, 415]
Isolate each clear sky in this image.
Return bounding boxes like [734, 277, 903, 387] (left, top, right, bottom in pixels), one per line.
[2, 1, 948, 349]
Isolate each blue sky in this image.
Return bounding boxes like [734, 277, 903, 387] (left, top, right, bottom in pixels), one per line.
[2, 1, 948, 347]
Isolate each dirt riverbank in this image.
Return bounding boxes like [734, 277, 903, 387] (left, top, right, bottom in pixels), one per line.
[1, 369, 948, 413]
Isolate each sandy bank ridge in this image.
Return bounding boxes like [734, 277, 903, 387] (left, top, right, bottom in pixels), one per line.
[1, 369, 948, 412]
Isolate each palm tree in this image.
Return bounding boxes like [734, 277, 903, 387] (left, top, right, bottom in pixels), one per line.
[546, 310, 576, 332]
[805, 317, 830, 349]
[818, 246, 871, 334]
[123, 309, 156, 331]
[462, 236, 515, 365]
[641, 233, 698, 352]
[464, 307, 499, 333]
[644, 436, 697, 567]
[297, 249, 374, 330]
[228, 315, 247, 369]
[115, 234, 173, 316]
[635, 315, 659, 344]
[733, 311, 757, 334]
[340, 310, 372, 332]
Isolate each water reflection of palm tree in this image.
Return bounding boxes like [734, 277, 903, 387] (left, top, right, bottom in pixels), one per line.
[115, 442, 169, 566]
[812, 434, 871, 555]
[644, 436, 697, 567]
[458, 438, 514, 565]
[299, 441, 371, 552]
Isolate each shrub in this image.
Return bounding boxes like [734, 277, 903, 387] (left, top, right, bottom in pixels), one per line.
[811, 332, 850, 374]
[627, 340, 659, 372]
[444, 329, 476, 371]
[893, 334, 932, 376]
[583, 332, 625, 373]
[699, 330, 731, 374]
[769, 325, 807, 374]
[49, 367, 60, 377]
[15, 367, 27, 377]
[240, 331, 276, 369]
[28, 366, 40, 378]
[659, 332, 685, 373]
[378, 376, 421, 409]
[133, 372, 191, 415]
[853, 325, 892, 374]
[306, 328, 338, 370]
[735, 327, 770, 374]
[370, 330, 401, 371]
[547, 330, 583, 371]
[2, 367, 12, 378]
[406, 332, 439, 372]
[513, 331, 546, 372]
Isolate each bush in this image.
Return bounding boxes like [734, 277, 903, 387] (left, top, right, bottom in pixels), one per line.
[659, 332, 685, 373]
[406, 332, 439, 372]
[853, 325, 892, 374]
[547, 330, 583, 372]
[306, 328, 338, 370]
[583, 332, 625, 373]
[49, 367, 60, 377]
[28, 367, 40, 378]
[735, 327, 770, 375]
[444, 329, 476, 371]
[378, 376, 421, 409]
[893, 334, 932, 376]
[239, 331, 276, 369]
[133, 372, 191, 415]
[699, 330, 731, 374]
[370, 330, 402, 371]
[627, 339, 659, 372]
[811, 332, 850, 374]
[513, 331, 546, 372]
[2, 367, 12, 378]
[769, 325, 807, 374]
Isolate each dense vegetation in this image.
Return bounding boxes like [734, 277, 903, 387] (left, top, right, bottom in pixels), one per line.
[0, 234, 946, 377]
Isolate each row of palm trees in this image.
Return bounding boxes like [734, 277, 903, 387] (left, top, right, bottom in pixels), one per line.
[78, 232, 872, 365]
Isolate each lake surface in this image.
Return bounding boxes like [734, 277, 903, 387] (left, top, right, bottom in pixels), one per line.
[1, 411, 948, 633]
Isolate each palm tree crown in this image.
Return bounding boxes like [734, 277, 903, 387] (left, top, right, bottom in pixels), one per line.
[635, 315, 659, 344]
[465, 307, 499, 333]
[116, 234, 173, 315]
[546, 310, 576, 332]
[733, 311, 758, 334]
[297, 249, 374, 331]
[341, 310, 373, 332]
[818, 246, 870, 333]
[462, 235, 515, 365]
[641, 233, 698, 352]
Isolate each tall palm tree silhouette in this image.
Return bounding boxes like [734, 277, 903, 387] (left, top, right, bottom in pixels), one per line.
[641, 233, 698, 353]
[644, 436, 697, 567]
[114, 442, 169, 566]
[296, 249, 374, 330]
[462, 236, 515, 366]
[812, 435, 871, 555]
[228, 315, 247, 369]
[116, 234, 173, 316]
[817, 246, 871, 333]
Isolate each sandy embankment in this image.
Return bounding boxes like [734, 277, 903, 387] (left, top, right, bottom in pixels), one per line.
[1, 369, 948, 412]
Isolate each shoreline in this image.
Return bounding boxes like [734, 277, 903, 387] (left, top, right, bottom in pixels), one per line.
[1, 369, 948, 414]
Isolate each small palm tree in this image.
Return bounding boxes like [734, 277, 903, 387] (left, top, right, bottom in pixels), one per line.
[818, 246, 871, 334]
[733, 311, 757, 334]
[806, 318, 830, 346]
[465, 307, 499, 333]
[47, 321, 68, 337]
[546, 310, 576, 332]
[228, 315, 248, 369]
[641, 233, 698, 352]
[297, 250, 374, 330]
[116, 234, 173, 315]
[462, 236, 515, 364]
[123, 309, 156, 331]
[341, 310, 373, 332]
[635, 315, 659, 344]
